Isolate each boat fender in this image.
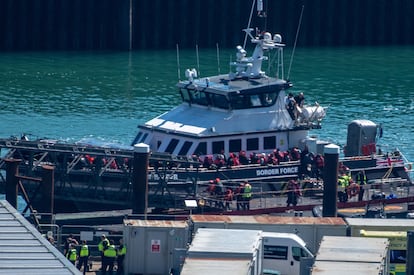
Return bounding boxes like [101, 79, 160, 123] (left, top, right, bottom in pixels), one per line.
[347, 183, 360, 197]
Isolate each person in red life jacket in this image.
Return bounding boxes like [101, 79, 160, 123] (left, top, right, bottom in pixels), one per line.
[290, 147, 301, 161]
[286, 179, 302, 207]
[315, 154, 325, 179]
[224, 187, 234, 210]
[206, 180, 216, 206]
[235, 183, 245, 211]
[275, 148, 284, 163]
[214, 178, 225, 208]
[203, 155, 214, 169]
[227, 152, 240, 167]
[214, 154, 226, 168]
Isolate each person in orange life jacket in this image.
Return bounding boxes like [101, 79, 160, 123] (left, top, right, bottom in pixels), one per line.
[77, 240, 89, 274]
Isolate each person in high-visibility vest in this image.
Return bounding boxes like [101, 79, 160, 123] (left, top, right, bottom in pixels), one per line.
[242, 181, 252, 210]
[98, 234, 109, 271]
[117, 238, 127, 275]
[77, 240, 89, 275]
[66, 243, 77, 265]
[356, 170, 367, 201]
[102, 239, 117, 275]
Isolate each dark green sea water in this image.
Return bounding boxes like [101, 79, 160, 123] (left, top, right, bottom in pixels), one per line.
[0, 46, 413, 165]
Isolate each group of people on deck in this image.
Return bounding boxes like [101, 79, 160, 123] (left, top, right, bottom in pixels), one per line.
[206, 178, 252, 211]
[337, 164, 367, 202]
[200, 146, 319, 170]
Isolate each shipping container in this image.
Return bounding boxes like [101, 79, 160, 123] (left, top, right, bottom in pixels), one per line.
[190, 215, 347, 253]
[346, 218, 414, 236]
[312, 235, 389, 275]
[186, 228, 263, 275]
[311, 261, 387, 275]
[123, 219, 189, 275]
[180, 258, 254, 275]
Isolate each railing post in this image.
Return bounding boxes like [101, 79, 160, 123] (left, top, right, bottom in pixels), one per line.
[322, 144, 339, 217]
[132, 143, 149, 218]
[5, 159, 21, 209]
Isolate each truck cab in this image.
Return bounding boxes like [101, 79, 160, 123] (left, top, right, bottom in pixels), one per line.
[262, 232, 314, 275]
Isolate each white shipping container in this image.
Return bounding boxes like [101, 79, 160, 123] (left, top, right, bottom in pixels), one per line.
[186, 228, 263, 275]
[123, 219, 189, 275]
[180, 258, 254, 275]
[190, 215, 347, 253]
[312, 236, 389, 275]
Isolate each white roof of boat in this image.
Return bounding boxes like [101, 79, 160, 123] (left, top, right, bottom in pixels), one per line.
[143, 99, 293, 137]
[0, 200, 81, 275]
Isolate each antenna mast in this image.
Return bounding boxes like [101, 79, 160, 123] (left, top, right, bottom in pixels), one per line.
[216, 43, 221, 75]
[243, 0, 256, 49]
[176, 44, 181, 80]
[196, 44, 200, 77]
[287, 5, 304, 80]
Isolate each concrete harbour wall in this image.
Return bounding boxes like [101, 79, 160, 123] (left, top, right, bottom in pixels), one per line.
[0, 0, 413, 50]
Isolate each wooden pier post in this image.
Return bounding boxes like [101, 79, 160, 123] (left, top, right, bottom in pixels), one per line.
[5, 159, 21, 209]
[322, 144, 339, 217]
[132, 143, 149, 217]
[39, 165, 55, 225]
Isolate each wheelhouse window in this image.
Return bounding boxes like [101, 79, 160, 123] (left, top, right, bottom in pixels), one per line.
[211, 94, 229, 109]
[229, 139, 242, 153]
[230, 91, 278, 109]
[165, 138, 179, 154]
[264, 136, 276, 150]
[194, 142, 207, 156]
[212, 141, 225, 154]
[178, 141, 193, 156]
[180, 88, 191, 103]
[247, 138, 259, 151]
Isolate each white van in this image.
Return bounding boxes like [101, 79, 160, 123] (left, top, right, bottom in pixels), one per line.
[262, 232, 314, 275]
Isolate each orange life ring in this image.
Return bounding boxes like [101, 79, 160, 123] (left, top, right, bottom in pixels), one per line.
[347, 183, 360, 197]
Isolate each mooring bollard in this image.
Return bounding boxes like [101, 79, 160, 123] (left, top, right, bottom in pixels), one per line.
[322, 144, 339, 217]
[132, 143, 149, 217]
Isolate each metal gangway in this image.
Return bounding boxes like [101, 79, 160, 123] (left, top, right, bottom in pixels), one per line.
[0, 138, 201, 212]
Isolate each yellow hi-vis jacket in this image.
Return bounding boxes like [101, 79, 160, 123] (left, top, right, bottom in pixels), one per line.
[79, 244, 89, 257]
[104, 244, 117, 258]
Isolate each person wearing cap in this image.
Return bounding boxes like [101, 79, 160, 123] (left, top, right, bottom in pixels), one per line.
[98, 234, 109, 271]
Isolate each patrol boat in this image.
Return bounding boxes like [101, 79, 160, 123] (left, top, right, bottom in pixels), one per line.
[132, 1, 327, 183]
[130, 1, 411, 189]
